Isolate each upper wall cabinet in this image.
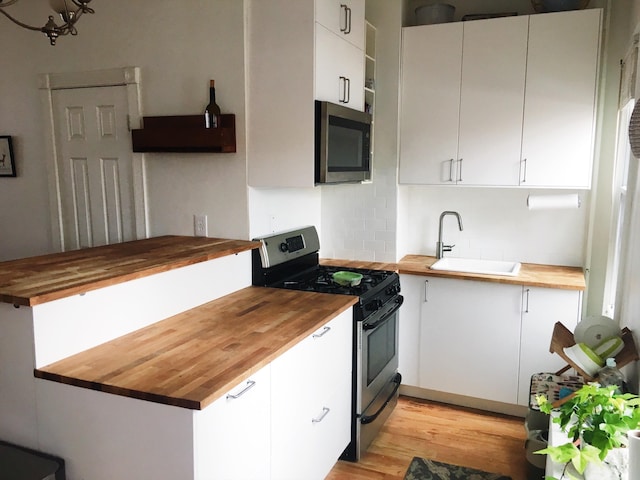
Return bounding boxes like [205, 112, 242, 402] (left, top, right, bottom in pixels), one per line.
[399, 9, 602, 189]
[521, 10, 601, 188]
[247, 0, 366, 188]
[315, 0, 365, 50]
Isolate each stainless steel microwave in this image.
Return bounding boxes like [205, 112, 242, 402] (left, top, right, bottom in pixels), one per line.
[315, 101, 372, 184]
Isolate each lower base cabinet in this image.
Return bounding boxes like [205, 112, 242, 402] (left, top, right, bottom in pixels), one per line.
[194, 365, 271, 480]
[399, 274, 582, 407]
[271, 309, 352, 480]
[34, 309, 353, 480]
[517, 286, 581, 405]
[200, 308, 353, 480]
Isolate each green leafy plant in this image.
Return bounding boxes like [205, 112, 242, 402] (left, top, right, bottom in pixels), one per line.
[535, 384, 640, 480]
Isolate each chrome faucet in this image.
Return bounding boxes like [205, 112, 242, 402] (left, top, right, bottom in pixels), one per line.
[436, 211, 464, 259]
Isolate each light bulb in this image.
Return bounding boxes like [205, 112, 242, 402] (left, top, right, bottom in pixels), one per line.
[49, 0, 73, 22]
[49, 0, 68, 14]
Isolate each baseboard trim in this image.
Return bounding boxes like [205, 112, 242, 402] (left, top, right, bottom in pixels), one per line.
[400, 385, 528, 418]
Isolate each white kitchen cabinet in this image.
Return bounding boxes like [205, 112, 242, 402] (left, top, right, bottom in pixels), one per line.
[518, 286, 582, 406]
[247, 0, 366, 187]
[315, 0, 365, 50]
[398, 274, 423, 387]
[399, 16, 527, 186]
[271, 309, 352, 480]
[419, 276, 522, 404]
[399, 22, 462, 185]
[457, 15, 528, 186]
[399, 9, 601, 188]
[521, 9, 602, 188]
[399, 274, 583, 408]
[315, 23, 365, 111]
[194, 366, 271, 480]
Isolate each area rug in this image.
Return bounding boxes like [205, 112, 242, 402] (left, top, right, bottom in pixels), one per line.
[403, 457, 512, 480]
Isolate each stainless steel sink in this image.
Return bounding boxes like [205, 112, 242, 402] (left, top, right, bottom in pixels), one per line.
[430, 257, 521, 277]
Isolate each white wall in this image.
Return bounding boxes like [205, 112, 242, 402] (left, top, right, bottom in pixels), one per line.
[0, 0, 250, 263]
[248, 187, 321, 240]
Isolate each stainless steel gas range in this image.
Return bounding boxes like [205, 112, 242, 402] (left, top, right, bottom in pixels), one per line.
[252, 226, 403, 461]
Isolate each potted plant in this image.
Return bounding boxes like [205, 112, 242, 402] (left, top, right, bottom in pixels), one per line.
[535, 384, 640, 479]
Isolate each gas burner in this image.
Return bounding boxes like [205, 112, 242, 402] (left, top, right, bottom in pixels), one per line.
[274, 266, 394, 297]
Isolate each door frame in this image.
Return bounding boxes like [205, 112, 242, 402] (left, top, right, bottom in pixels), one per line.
[38, 66, 147, 252]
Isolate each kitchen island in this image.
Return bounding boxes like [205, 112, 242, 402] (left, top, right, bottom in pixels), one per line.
[0, 236, 356, 479]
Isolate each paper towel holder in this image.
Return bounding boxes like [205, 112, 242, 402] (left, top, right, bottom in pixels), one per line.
[527, 193, 581, 210]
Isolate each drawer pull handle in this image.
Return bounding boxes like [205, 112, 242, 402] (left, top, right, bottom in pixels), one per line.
[313, 326, 331, 338]
[312, 407, 330, 423]
[226, 380, 256, 400]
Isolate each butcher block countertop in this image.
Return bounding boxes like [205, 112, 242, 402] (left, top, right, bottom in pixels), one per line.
[320, 258, 398, 271]
[35, 286, 357, 410]
[399, 255, 585, 290]
[0, 236, 260, 306]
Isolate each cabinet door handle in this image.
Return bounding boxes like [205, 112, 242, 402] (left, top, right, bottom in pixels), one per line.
[339, 76, 347, 103]
[312, 407, 330, 423]
[226, 380, 256, 400]
[340, 4, 351, 34]
[312, 326, 331, 338]
[448, 159, 454, 182]
[424, 279, 429, 303]
[345, 77, 350, 103]
[524, 288, 530, 313]
[457, 158, 463, 182]
[521, 158, 527, 183]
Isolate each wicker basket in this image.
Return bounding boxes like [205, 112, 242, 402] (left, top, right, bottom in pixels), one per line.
[531, 0, 589, 13]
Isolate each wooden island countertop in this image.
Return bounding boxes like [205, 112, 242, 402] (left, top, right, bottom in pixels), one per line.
[35, 286, 357, 410]
[0, 236, 260, 306]
[398, 255, 585, 290]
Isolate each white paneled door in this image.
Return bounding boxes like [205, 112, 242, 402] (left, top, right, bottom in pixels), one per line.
[52, 86, 136, 250]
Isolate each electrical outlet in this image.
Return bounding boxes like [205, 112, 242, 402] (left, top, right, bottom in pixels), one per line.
[194, 214, 208, 237]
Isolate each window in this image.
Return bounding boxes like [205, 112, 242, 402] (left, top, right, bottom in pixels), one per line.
[603, 99, 634, 318]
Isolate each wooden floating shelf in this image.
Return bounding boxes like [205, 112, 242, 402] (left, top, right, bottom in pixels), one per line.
[131, 114, 236, 153]
[550, 321, 639, 381]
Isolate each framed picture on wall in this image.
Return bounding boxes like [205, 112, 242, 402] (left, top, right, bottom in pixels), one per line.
[0, 136, 16, 177]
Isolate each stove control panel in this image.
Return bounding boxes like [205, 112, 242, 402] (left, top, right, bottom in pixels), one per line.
[279, 234, 305, 253]
[253, 225, 320, 268]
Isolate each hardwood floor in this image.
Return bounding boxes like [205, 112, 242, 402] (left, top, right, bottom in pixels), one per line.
[327, 395, 529, 480]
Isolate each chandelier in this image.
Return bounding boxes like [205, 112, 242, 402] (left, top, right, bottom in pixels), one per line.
[0, 0, 94, 46]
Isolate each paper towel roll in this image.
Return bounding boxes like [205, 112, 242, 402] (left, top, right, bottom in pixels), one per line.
[629, 429, 640, 480]
[527, 194, 581, 210]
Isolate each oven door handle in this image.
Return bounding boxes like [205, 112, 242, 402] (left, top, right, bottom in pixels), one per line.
[362, 296, 403, 331]
[359, 372, 402, 425]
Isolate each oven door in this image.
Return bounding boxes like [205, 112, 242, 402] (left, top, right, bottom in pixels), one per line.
[360, 296, 402, 411]
[354, 296, 403, 459]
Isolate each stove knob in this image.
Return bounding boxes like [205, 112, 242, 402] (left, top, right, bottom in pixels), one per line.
[279, 242, 289, 252]
[366, 299, 383, 311]
[386, 285, 401, 295]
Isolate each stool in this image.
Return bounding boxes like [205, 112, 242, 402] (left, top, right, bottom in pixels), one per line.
[0, 440, 65, 480]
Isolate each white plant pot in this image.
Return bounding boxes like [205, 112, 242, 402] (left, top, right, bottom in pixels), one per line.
[584, 448, 628, 480]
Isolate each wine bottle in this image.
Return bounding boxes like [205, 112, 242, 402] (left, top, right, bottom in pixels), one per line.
[204, 80, 221, 129]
